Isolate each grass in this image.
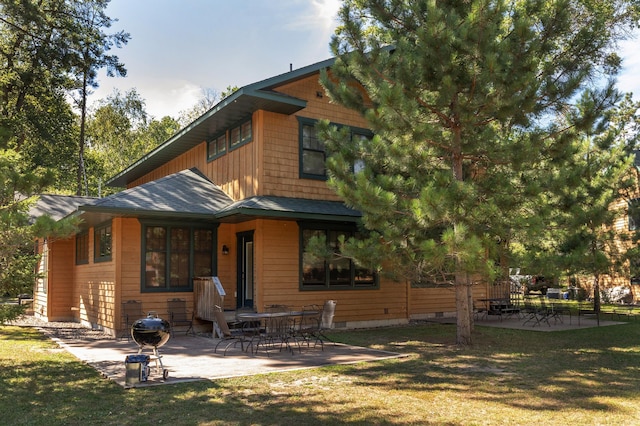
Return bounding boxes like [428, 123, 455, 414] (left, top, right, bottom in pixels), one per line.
[2, 319, 640, 425]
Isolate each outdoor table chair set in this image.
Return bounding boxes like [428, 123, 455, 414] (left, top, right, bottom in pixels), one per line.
[214, 300, 337, 357]
[522, 296, 571, 327]
[478, 298, 521, 322]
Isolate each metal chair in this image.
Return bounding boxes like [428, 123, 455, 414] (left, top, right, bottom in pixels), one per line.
[213, 305, 250, 355]
[293, 304, 323, 350]
[308, 299, 337, 348]
[120, 300, 143, 340]
[251, 312, 293, 356]
[167, 298, 194, 335]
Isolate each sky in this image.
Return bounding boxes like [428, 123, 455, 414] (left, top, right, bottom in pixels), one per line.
[92, 0, 342, 119]
[92, 0, 640, 120]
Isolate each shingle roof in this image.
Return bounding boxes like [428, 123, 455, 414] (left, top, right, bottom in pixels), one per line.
[81, 168, 233, 219]
[28, 194, 97, 222]
[216, 195, 361, 223]
[32, 169, 361, 225]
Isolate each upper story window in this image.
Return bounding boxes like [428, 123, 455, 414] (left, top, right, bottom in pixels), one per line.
[206, 117, 252, 161]
[299, 222, 377, 290]
[207, 133, 227, 160]
[76, 231, 89, 265]
[230, 118, 252, 150]
[298, 117, 373, 180]
[94, 222, 112, 263]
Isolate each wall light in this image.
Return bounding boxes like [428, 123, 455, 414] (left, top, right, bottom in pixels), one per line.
[222, 245, 229, 255]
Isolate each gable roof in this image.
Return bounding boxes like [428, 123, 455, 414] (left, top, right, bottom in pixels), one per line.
[108, 57, 335, 188]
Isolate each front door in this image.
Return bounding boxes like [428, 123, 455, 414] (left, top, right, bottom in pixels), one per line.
[236, 231, 254, 309]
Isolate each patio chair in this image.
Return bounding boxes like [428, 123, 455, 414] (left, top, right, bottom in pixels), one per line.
[307, 299, 337, 348]
[538, 298, 558, 325]
[473, 302, 487, 321]
[521, 297, 549, 327]
[250, 311, 294, 356]
[167, 298, 194, 335]
[578, 303, 600, 326]
[292, 304, 323, 350]
[264, 304, 290, 312]
[120, 300, 143, 340]
[213, 306, 249, 355]
[546, 299, 571, 324]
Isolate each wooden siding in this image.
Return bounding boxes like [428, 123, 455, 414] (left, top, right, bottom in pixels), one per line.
[409, 283, 488, 318]
[250, 219, 409, 324]
[74, 220, 116, 330]
[215, 223, 239, 310]
[47, 238, 75, 321]
[33, 238, 48, 319]
[127, 73, 371, 202]
[129, 128, 259, 201]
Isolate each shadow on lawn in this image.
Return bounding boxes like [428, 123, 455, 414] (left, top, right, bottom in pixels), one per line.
[3, 322, 640, 425]
[329, 321, 640, 414]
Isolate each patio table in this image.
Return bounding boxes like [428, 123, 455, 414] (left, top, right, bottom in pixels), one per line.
[236, 311, 320, 354]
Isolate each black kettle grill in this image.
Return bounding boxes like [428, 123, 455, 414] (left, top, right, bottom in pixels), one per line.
[130, 312, 170, 380]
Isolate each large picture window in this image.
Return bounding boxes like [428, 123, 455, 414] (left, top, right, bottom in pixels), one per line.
[300, 223, 376, 290]
[298, 117, 373, 180]
[94, 222, 112, 263]
[142, 223, 215, 292]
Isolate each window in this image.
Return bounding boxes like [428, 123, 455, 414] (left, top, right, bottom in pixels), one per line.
[94, 222, 112, 262]
[193, 229, 214, 277]
[35, 238, 48, 293]
[76, 231, 89, 265]
[230, 118, 252, 150]
[230, 126, 241, 148]
[207, 133, 227, 160]
[298, 117, 373, 179]
[630, 199, 640, 231]
[300, 223, 376, 290]
[241, 120, 252, 144]
[207, 118, 252, 160]
[299, 117, 325, 179]
[142, 223, 214, 292]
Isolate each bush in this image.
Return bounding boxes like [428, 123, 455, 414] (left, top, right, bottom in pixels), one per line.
[0, 303, 26, 325]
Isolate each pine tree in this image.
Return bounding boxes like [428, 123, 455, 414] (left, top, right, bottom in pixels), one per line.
[529, 94, 640, 311]
[319, 0, 639, 345]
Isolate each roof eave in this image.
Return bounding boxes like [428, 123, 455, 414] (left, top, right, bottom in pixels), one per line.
[79, 205, 215, 221]
[215, 207, 361, 223]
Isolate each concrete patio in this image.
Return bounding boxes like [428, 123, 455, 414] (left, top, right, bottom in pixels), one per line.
[21, 310, 627, 389]
[474, 314, 625, 331]
[39, 327, 405, 388]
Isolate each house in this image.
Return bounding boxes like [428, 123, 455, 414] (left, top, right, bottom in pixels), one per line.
[31, 57, 490, 336]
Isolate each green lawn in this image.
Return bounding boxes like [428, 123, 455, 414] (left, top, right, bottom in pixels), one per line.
[2, 319, 640, 425]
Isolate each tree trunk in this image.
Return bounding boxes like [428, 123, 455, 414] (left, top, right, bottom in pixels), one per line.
[452, 125, 472, 346]
[593, 274, 601, 313]
[455, 269, 472, 346]
[467, 275, 474, 333]
[77, 74, 88, 196]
